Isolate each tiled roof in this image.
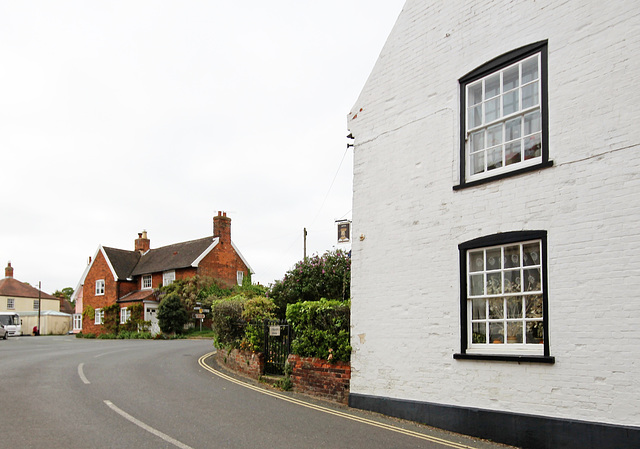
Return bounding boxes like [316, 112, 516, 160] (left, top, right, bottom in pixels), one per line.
[103, 247, 141, 279]
[59, 298, 74, 314]
[118, 290, 157, 303]
[100, 236, 217, 280]
[0, 277, 58, 300]
[131, 236, 216, 276]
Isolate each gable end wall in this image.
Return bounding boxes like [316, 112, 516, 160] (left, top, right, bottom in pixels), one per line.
[82, 250, 119, 334]
[197, 243, 248, 288]
[347, 0, 640, 440]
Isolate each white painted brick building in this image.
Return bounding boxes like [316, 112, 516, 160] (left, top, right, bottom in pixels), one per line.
[347, 2, 640, 448]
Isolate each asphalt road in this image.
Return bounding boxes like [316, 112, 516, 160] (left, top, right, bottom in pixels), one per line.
[0, 336, 514, 449]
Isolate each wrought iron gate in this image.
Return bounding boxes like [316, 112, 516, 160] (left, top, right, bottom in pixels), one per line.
[263, 319, 291, 375]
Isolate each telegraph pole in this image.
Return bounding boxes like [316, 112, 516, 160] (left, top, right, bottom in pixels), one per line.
[303, 228, 307, 260]
[38, 281, 41, 336]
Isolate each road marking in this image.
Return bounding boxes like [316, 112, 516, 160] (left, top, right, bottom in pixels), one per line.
[198, 352, 476, 449]
[78, 363, 90, 384]
[95, 348, 133, 358]
[104, 400, 195, 449]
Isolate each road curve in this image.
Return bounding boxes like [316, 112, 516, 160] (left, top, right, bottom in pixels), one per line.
[0, 336, 512, 449]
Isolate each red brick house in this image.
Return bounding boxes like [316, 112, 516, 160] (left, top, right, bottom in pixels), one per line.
[72, 212, 252, 335]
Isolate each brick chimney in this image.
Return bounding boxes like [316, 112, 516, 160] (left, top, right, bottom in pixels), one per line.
[135, 230, 150, 253]
[5, 261, 13, 278]
[213, 211, 231, 244]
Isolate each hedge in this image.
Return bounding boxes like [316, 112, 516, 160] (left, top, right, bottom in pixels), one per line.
[286, 299, 351, 362]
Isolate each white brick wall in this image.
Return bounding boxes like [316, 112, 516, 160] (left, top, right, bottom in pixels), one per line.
[348, 0, 640, 427]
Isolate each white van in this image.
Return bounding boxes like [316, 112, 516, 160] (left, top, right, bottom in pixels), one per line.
[0, 312, 22, 336]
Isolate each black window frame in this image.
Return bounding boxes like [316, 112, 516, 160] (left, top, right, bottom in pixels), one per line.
[455, 40, 552, 190]
[454, 230, 554, 363]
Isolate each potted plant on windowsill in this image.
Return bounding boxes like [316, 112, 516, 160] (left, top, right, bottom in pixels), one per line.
[507, 332, 521, 344]
[527, 321, 544, 344]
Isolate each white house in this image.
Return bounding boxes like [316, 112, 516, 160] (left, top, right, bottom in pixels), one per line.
[347, 1, 640, 448]
[0, 262, 71, 335]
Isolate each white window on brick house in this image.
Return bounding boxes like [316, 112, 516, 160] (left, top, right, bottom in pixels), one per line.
[7, 298, 14, 310]
[95, 308, 104, 325]
[163, 270, 175, 287]
[142, 274, 152, 290]
[456, 41, 551, 189]
[33, 299, 39, 310]
[120, 307, 131, 324]
[237, 270, 244, 286]
[96, 279, 105, 295]
[455, 231, 553, 363]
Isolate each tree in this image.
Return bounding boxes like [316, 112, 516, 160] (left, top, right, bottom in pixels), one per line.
[268, 249, 351, 318]
[156, 275, 268, 332]
[157, 292, 188, 335]
[52, 287, 75, 304]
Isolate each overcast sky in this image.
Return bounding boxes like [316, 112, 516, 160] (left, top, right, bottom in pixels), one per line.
[0, 1, 405, 293]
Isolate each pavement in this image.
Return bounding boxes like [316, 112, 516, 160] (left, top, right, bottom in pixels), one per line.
[201, 349, 518, 449]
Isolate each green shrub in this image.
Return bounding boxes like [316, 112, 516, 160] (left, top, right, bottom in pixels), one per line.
[269, 249, 350, 318]
[210, 296, 246, 349]
[83, 332, 96, 339]
[241, 297, 276, 352]
[275, 362, 293, 390]
[286, 299, 351, 362]
[98, 333, 116, 339]
[83, 305, 95, 320]
[155, 275, 267, 335]
[209, 294, 276, 351]
[157, 292, 188, 334]
[102, 304, 120, 335]
[159, 276, 228, 312]
[122, 303, 150, 333]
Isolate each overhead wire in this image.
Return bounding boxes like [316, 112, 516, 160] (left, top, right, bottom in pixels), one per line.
[310, 145, 351, 226]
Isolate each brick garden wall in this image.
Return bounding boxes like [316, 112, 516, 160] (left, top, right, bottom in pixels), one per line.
[215, 350, 351, 404]
[287, 355, 351, 404]
[216, 348, 264, 380]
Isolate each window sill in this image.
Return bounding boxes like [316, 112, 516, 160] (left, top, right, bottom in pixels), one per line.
[454, 160, 553, 190]
[453, 353, 555, 364]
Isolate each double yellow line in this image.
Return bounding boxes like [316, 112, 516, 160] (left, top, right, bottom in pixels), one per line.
[198, 352, 477, 449]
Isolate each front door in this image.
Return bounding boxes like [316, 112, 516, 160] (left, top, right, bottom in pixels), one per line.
[145, 306, 160, 336]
